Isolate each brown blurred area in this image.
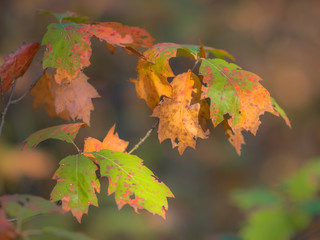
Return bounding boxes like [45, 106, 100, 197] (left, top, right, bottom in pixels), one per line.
[1, 0, 320, 239]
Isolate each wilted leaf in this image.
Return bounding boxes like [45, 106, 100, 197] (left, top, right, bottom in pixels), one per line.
[31, 71, 100, 125]
[199, 58, 282, 154]
[152, 71, 208, 154]
[51, 155, 100, 223]
[23, 123, 85, 149]
[42, 23, 91, 83]
[92, 149, 174, 218]
[0, 194, 62, 221]
[84, 124, 129, 160]
[0, 143, 55, 181]
[0, 42, 40, 93]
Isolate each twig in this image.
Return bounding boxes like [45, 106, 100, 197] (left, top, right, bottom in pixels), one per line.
[0, 79, 17, 136]
[0, 76, 4, 110]
[128, 119, 159, 154]
[11, 68, 47, 104]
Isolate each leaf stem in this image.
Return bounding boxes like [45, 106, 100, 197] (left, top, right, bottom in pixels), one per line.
[128, 119, 159, 154]
[11, 68, 47, 104]
[0, 76, 5, 110]
[0, 78, 17, 136]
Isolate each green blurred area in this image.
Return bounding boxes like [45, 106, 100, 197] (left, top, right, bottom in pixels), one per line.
[1, 0, 320, 239]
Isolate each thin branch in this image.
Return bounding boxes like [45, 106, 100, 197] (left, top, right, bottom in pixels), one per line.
[128, 119, 159, 154]
[0, 79, 17, 136]
[0, 76, 4, 110]
[11, 68, 47, 104]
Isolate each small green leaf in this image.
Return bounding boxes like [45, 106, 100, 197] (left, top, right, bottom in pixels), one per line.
[23, 123, 86, 149]
[181, 44, 235, 60]
[91, 149, 174, 218]
[0, 194, 62, 221]
[270, 97, 291, 128]
[51, 154, 100, 223]
[231, 189, 281, 210]
[39, 10, 89, 23]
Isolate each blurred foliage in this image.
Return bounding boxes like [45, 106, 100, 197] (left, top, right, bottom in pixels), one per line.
[232, 157, 320, 240]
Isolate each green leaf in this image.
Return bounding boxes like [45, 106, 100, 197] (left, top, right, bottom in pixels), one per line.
[23, 123, 86, 149]
[270, 97, 291, 127]
[40, 10, 89, 23]
[41, 226, 94, 240]
[231, 189, 281, 210]
[0, 194, 62, 221]
[181, 44, 235, 60]
[42, 23, 92, 76]
[91, 149, 174, 218]
[51, 154, 100, 223]
[240, 208, 309, 240]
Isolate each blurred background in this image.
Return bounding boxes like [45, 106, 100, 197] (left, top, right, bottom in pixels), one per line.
[1, 0, 320, 239]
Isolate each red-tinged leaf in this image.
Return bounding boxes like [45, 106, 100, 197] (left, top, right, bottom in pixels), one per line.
[0, 219, 17, 240]
[199, 58, 283, 154]
[0, 42, 40, 93]
[93, 22, 154, 49]
[42, 23, 91, 83]
[152, 71, 208, 154]
[40, 10, 89, 23]
[131, 43, 185, 109]
[92, 150, 174, 218]
[0, 195, 62, 221]
[51, 155, 100, 223]
[270, 97, 291, 128]
[23, 123, 86, 149]
[84, 124, 129, 160]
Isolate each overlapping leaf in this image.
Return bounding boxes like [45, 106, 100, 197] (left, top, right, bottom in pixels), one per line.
[199, 58, 290, 154]
[23, 122, 85, 149]
[40, 10, 89, 23]
[152, 71, 209, 154]
[0, 42, 40, 93]
[84, 124, 129, 160]
[31, 71, 100, 125]
[92, 149, 174, 218]
[51, 155, 100, 223]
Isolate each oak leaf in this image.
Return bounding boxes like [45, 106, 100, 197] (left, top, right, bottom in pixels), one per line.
[84, 124, 129, 160]
[51, 155, 100, 223]
[0, 42, 40, 93]
[152, 71, 208, 154]
[92, 149, 174, 218]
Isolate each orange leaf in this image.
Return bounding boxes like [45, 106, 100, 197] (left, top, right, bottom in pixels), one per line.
[84, 124, 129, 160]
[152, 71, 208, 154]
[0, 42, 40, 93]
[31, 71, 100, 125]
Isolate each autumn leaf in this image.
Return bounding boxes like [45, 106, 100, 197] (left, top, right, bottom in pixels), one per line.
[152, 71, 208, 154]
[84, 124, 129, 160]
[270, 97, 291, 128]
[0, 42, 40, 93]
[0, 195, 62, 221]
[31, 71, 100, 125]
[91, 149, 174, 218]
[199, 58, 289, 154]
[0, 219, 17, 240]
[42, 23, 91, 83]
[51, 155, 100, 223]
[23, 122, 86, 149]
[131, 43, 187, 109]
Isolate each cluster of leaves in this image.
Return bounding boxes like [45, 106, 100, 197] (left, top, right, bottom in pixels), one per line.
[231, 157, 320, 240]
[0, 9, 290, 228]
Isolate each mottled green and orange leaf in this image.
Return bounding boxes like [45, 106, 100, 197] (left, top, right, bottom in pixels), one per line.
[92, 150, 174, 218]
[0, 42, 40, 93]
[23, 123, 85, 149]
[199, 58, 288, 154]
[152, 71, 208, 154]
[51, 155, 99, 223]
